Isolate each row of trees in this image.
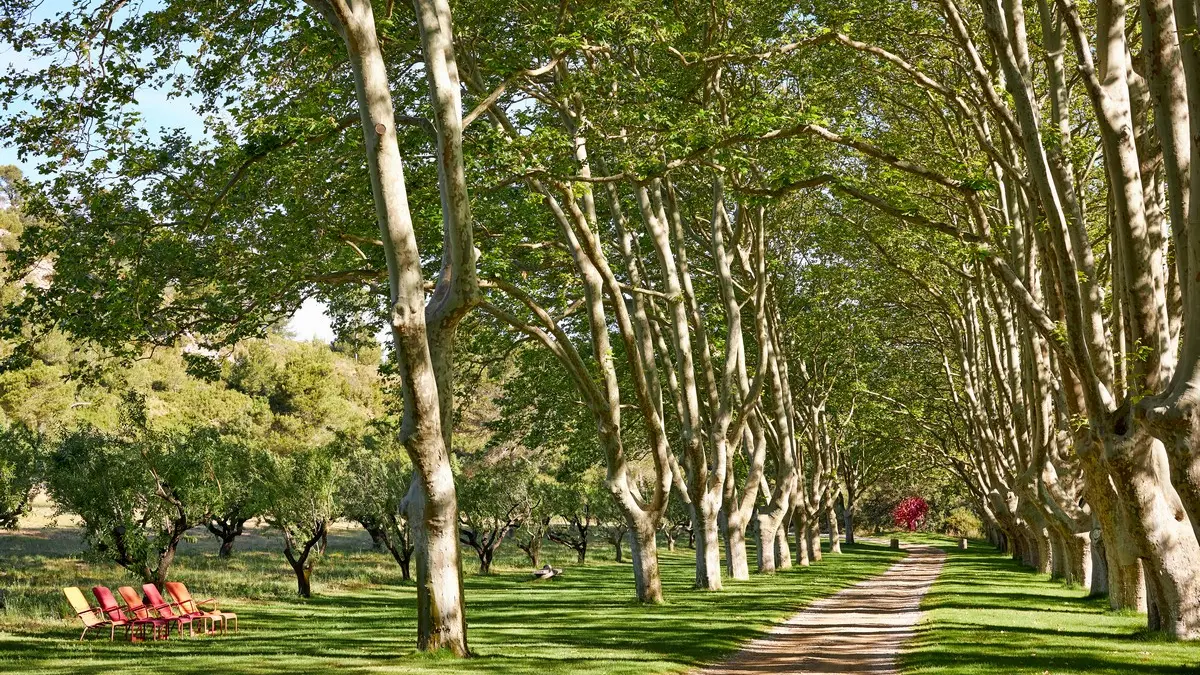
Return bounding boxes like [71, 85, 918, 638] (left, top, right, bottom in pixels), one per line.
[9, 0, 1177, 656]
[767, 0, 1200, 641]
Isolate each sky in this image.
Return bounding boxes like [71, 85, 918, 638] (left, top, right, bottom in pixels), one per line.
[1, 1, 340, 343]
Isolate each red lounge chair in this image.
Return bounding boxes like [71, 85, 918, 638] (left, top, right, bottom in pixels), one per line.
[141, 583, 198, 637]
[118, 586, 174, 640]
[62, 587, 115, 641]
[92, 586, 167, 641]
[166, 581, 238, 635]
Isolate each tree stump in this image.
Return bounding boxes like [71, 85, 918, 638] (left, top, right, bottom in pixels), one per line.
[958, 538, 968, 550]
[890, 538, 900, 550]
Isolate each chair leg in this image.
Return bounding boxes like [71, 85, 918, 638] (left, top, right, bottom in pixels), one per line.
[79, 626, 88, 641]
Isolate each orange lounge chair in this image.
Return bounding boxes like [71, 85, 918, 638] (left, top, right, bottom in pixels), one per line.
[92, 586, 167, 641]
[166, 581, 238, 635]
[63, 587, 119, 641]
[141, 583, 197, 637]
[118, 586, 187, 638]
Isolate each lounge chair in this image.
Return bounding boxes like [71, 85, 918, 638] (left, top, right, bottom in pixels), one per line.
[166, 581, 237, 635]
[118, 585, 172, 639]
[62, 587, 117, 641]
[140, 583, 200, 637]
[92, 586, 167, 641]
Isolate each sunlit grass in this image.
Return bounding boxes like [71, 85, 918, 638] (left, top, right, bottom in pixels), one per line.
[900, 536, 1200, 674]
[0, 525, 904, 674]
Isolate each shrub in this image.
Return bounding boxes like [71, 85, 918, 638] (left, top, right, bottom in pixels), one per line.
[893, 496, 929, 531]
[943, 506, 982, 539]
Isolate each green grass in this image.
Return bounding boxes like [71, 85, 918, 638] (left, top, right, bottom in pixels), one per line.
[0, 525, 904, 674]
[900, 537, 1200, 674]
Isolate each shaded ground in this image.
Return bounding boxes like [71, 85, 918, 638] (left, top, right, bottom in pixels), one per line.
[0, 525, 903, 674]
[698, 544, 945, 675]
[900, 539, 1200, 675]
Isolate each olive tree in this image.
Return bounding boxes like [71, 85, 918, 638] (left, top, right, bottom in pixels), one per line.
[45, 405, 221, 587]
[263, 445, 343, 598]
[337, 423, 416, 580]
[456, 455, 536, 574]
[206, 438, 273, 558]
[0, 424, 42, 528]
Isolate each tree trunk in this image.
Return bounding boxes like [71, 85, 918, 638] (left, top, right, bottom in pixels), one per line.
[756, 515, 779, 573]
[144, 529, 184, 590]
[1104, 421, 1200, 637]
[1114, 557, 1148, 612]
[724, 509, 750, 580]
[805, 512, 822, 564]
[284, 547, 313, 598]
[629, 520, 663, 603]
[309, 0, 471, 656]
[1066, 531, 1092, 590]
[367, 528, 387, 552]
[791, 507, 808, 567]
[693, 496, 722, 590]
[1089, 527, 1109, 597]
[208, 518, 245, 558]
[387, 542, 413, 582]
[844, 481, 857, 545]
[409, 478, 468, 653]
[776, 513, 792, 570]
[295, 565, 312, 598]
[1049, 531, 1067, 581]
[827, 495, 842, 554]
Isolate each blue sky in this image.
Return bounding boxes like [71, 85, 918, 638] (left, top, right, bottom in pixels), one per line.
[1, 1, 337, 343]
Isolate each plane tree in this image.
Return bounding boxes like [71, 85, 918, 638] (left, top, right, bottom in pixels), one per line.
[1, 0, 478, 651]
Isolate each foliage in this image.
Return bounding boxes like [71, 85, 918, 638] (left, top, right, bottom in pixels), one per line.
[942, 507, 982, 540]
[262, 444, 343, 597]
[894, 496, 930, 532]
[0, 423, 42, 527]
[44, 408, 225, 585]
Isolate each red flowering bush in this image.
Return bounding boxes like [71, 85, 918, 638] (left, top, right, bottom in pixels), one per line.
[893, 496, 929, 532]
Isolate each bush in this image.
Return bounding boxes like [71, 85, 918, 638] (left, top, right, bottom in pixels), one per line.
[943, 506, 982, 539]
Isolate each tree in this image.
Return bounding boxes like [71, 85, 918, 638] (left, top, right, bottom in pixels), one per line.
[0, 424, 42, 528]
[336, 422, 416, 580]
[45, 400, 221, 588]
[206, 438, 273, 558]
[264, 445, 342, 598]
[456, 455, 535, 574]
[894, 496, 930, 532]
[544, 469, 605, 564]
[2, 0, 477, 652]
[513, 476, 554, 567]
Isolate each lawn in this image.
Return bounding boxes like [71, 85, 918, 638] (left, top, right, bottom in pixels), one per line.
[0, 524, 904, 674]
[900, 536, 1200, 674]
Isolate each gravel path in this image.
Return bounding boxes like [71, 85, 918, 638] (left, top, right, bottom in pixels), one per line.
[697, 544, 946, 675]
